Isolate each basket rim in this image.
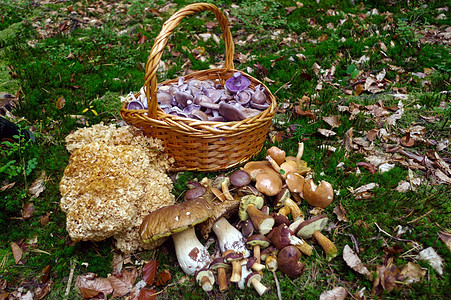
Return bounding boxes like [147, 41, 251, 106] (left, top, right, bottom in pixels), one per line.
[121, 68, 277, 132]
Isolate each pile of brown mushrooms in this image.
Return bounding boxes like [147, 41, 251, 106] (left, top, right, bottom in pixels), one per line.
[126, 72, 271, 122]
[139, 143, 337, 296]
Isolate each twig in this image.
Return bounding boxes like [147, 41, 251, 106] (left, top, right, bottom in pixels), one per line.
[272, 271, 282, 300]
[273, 70, 299, 95]
[407, 209, 433, 224]
[64, 260, 76, 297]
[374, 222, 414, 242]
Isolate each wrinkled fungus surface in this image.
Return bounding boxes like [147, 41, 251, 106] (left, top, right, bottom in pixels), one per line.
[60, 123, 175, 253]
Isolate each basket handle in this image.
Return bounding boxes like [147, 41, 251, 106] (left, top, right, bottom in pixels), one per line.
[144, 3, 235, 118]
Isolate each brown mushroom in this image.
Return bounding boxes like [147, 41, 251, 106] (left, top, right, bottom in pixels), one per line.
[293, 215, 338, 261]
[196, 269, 215, 292]
[267, 146, 286, 166]
[246, 234, 271, 264]
[209, 257, 231, 292]
[139, 198, 213, 275]
[277, 246, 305, 278]
[223, 250, 243, 283]
[229, 169, 251, 188]
[242, 161, 283, 196]
[245, 272, 270, 296]
[302, 179, 334, 208]
[274, 187, 304, 221]
[239, 195, 275, 235]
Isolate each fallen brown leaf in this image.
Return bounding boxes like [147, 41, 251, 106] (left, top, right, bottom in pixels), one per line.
[333, 202, 348, 222]
[0, 182, 15, 191]
[28, 171, 47, 198]
[318, 128, 336, 137]
[108, 274, 132, 298]
[142, 260, 159, 285]
[343, 245, 373, 280]
[41, 265, 52, 284]
[156, 269, 171, 286]
[319, 286, 348, 300]
[138, 288, 158, 300]
[76, 273, 113, 299]
[438, 230, 451, 252]
[294, 107, 316, 119]
[322, 115, 341, 128]
[35, 281, 52, 300]
[56, 96, 65, 110]
[10, 242, 23, 264]
[40, 213, 51, 227]
[21, 202, 35, 220]
[371, 264, 402, 296]
[400, 262, 426, 285]
[285, 6, 297, 15]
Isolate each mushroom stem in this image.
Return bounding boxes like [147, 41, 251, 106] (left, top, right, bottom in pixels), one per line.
[171, 227, 212, 275]
[249, 277, 270, 296]
[265, 255, 282, 300]
[217, 267, 228, 292]
[295, 142, 304, 165]
[201, 278, 212, 291]
[253, 245, 261, 264]
[246, 205, 275, 235]
[213, 217, 250, 257]
[221, 180, 235, 202]
[312, 230, 338, 261]
[223, 250, 243, 283]
[278, 206, 291, 217]
[282, 197, 304, 221]
[229, 260, 242, 282]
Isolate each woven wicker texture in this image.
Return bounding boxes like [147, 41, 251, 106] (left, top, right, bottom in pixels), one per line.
[120, 3, 277, 172]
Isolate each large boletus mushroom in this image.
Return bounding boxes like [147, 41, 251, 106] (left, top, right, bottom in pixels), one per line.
[139, 198, 213, 275]
[293, 215, 338, 261]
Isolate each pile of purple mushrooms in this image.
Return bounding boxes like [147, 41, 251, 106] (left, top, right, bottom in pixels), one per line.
[127, 72, 271, 121]
[139, 143, 337, 297]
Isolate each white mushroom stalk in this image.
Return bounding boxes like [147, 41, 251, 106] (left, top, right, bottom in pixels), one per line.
[213, 217, 250, 257]
[172, 227, 212, 275]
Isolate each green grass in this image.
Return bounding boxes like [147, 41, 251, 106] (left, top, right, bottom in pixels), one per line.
[0, 0, 450, 299]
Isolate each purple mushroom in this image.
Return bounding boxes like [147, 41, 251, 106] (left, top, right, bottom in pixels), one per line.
[225, 72, 251, 93]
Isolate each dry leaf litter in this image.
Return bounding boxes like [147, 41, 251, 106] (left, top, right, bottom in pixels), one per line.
[60, 123, 175, 253]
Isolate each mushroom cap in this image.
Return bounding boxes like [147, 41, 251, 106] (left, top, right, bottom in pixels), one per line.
[225, 72, 251, 93]
[246, 234, 271, 248]
[127, 100, 145, 110]
[184, 186, 207, 201]
[277, 246, 305, 278]
[294, 215, 329, 239]
[255, 172, 283, 196]
[245, 272, 262, 287]
[195, 269, 215, 291]
[266, 146, 286, 166]
[271, 213, 291, 227]
[219, 102, 247, 121]
[267, 224, 293, 250]
[274, 187, 291, 209]
[198, 198, 240, 239]
[209, 257, 231, 270]
[242, 161, 275, 180]
[241, 219, 255, 238]
[229, 170, 251, 188]
[224, 251, 244, 262]
[303, 179, 334, 208]
[140, 198, 213, 243]
[286, 173, 305, 194]
[238, 195, 264, 221]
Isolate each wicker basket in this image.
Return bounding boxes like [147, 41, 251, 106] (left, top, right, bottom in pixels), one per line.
[120, 3, 277, 172]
